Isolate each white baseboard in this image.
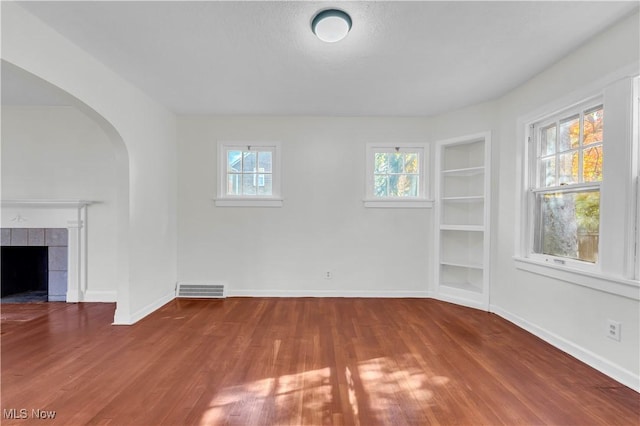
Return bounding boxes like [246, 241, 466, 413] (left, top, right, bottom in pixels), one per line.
[227, 289, 432, 298]
[490, 304, 640, 393]
[431, 293, 489, 311]
[112, 289, 175, 325]
[83, 290, 117, 302]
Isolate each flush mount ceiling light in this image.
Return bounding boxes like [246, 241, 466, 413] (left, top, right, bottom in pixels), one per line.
[312, 9, 352, 43]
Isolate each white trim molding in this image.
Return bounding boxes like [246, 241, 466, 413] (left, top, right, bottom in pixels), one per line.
[227, 289, 432, 298]
[1, 199, 94, 303]
[362, 198, 434, 209]
[213, 197, 284, 208]
[83, 290, 118, 303]
[113, 289, 175, 325]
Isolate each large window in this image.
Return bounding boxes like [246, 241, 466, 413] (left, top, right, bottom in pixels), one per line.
[215, 142, 282, 207]
[519, 75, 639, 288]
[364, 143, 431, 208]
[531, 101, 603, 264]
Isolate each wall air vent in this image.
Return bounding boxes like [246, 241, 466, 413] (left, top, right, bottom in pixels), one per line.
[176, 282, 226, 299]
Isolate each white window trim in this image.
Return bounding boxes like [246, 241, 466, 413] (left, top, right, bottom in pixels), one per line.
[513, 256, 639, 301]
[514, 68, 640, 297]
[363, 142, 433, 208]
[214, 141, 283, 207]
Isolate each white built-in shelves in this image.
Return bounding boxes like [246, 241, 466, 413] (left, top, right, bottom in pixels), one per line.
[434, 133, 491, 310]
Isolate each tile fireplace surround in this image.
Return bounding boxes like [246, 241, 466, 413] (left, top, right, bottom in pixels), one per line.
[1, 200, 92, 302]
[1, 228, 68, 301]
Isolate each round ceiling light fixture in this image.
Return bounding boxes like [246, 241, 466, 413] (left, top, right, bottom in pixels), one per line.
[312, 9, 352, 43]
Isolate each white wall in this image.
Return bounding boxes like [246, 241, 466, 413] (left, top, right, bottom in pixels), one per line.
[431, 11, 640, 389]
[1, 106, 119, 300]
[177, 11, 639, 390]
[2, 3, 178, 324]
[494, 12, 639, 389]
[178, 117, 435, 296]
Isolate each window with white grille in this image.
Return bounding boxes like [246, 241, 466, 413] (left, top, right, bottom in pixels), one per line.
[364, 143, 431, 208]
[216, 142, 282, 207]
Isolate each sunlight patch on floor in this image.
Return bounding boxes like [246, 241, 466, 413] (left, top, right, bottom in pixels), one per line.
[200, 366, 332, 425]
[199, 354, 451, 425]
[357, 354, 450, 424]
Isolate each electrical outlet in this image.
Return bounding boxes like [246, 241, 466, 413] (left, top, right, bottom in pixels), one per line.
[324, 271, 332, 280]
[606, 319, 621, 342]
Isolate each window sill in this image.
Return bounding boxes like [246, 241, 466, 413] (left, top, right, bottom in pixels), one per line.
[214, 198, 283, 207]
[363, 198, 434, 209]
[513, 256, 639, 300]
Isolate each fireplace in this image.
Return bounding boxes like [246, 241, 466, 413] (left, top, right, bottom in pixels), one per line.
[1, 200, 92, 302]
[1, 228, 69, 301]
[1, 246, 48, 298]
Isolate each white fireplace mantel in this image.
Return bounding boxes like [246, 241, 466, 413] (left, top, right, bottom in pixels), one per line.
[1, 199, 94, 208]
[1, 199, 94, 302]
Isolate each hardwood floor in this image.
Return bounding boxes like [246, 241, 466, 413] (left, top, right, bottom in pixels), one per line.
[1, 298, 638, 425]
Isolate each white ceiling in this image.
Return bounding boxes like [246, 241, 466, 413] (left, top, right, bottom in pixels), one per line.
[3, 1, 638, 116]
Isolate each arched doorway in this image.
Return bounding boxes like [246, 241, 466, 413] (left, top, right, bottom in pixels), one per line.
[1, 61, 130, 313]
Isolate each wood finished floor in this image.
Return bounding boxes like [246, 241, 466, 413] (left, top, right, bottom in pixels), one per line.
[1, 298, 638, 425]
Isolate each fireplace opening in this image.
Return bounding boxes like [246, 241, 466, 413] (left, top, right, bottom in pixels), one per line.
[1, 246, 48, 301]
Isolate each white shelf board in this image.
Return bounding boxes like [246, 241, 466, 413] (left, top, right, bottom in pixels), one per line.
[440, 260, 483, 269]
[440, 225, 484, 232]
[440, 281, 483, 293]
[441, 166, 485, 176]
[441, 196, 484, 202]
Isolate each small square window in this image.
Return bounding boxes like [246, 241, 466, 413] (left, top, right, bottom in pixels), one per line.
[364, 143, 432, 208]
[216, 142, 282, 207]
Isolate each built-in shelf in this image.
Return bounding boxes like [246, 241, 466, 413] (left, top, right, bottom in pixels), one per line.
[434, 133, 491, 310]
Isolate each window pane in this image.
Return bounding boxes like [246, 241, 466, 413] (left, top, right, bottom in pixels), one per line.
[540, 157, 556, 187]
[242, 174, 257, 195]
[404, 153, 419, 173]
[228, 151, 242, 172]
[541, 125, 556, 156]
[242, 152, 256, 172]
[257, 174, 272, 195]
[393, 174, 418, 197]
[375, 153, 388, 173]
[227, 174, 241, 195]
[388, 174, 399, 196]
[258, 151, 272, 173]
[374, 175, 388, 197]
[371, 148, 424, 199]
[538, 190, 599, 263]
[558, 151, 578, 185]
[583, 145, 603, 182]
[388, 153, 403, 173]
[583, 106, 603, 145]
[559, 115, 579, 151]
